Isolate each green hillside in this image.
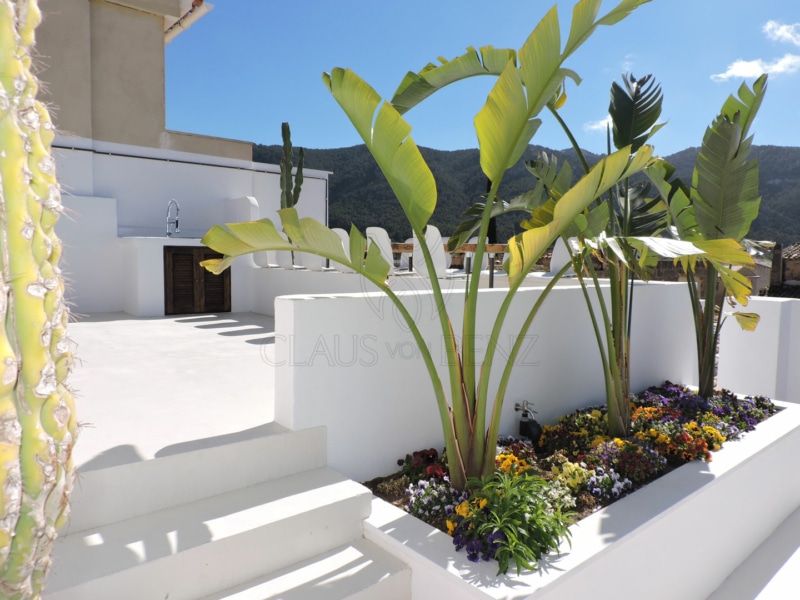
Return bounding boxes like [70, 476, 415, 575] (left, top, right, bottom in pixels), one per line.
[253, 144, 800, 246]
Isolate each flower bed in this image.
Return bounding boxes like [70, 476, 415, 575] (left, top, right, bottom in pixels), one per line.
[364, 382, 781, 576]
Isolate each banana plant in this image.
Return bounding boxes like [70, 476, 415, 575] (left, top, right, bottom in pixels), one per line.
[202, 0, 654, 489]
[646, 75, 767, 399]
[528, 73, 713, 437]
[0, 1, 77, 597]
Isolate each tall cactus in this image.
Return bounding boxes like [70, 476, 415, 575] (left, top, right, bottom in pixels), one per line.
[0, 0, 77, 598]
[279, 121, 304, 210]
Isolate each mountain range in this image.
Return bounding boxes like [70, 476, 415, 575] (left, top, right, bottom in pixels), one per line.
[253, 144, 800, 246]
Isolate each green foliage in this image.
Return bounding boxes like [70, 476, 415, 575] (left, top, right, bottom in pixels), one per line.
[460, 473, 574, 575]
[609, 73, 664, 153]
[536, 72, 679, 437]
[647, 76, 768, 398]
[205, 0, 653, 491]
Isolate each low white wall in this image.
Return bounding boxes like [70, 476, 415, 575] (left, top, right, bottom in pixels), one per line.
[274, 281, 697, 482]
[249, 269, 474, 316]
[718, 297, 800, 403]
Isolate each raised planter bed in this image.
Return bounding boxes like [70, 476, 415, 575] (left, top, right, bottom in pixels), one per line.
[363, 400, 800, 600]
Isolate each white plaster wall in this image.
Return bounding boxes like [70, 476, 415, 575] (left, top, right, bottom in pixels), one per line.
[365, 402, 800, 600]
[248, 269, 471, 317]
[58, 195, 125, 314]
[51, 138, 330, 315]
[274, 281, 696, 481]
[718, 297, 800, 402]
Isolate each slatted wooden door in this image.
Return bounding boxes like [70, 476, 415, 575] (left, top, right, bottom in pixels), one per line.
[164, 246, 231, 315]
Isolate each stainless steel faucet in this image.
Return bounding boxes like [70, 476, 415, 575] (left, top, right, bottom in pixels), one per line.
[166, 199, 180, 236]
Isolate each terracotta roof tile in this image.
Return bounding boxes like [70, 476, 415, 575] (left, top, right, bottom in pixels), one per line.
[765, 283, 800, 299]
[784, 243, 800, 261]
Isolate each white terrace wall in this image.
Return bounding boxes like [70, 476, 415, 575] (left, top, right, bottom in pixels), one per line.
[718, 297, 800, 403]
[274, 282, 697, 482]
[52, 136, 330, 315]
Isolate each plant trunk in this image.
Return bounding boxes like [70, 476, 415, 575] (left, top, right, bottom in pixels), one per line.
[0, 1, 77, 597]
[606, 264, 631, 438]
[697, 264, 719, 398]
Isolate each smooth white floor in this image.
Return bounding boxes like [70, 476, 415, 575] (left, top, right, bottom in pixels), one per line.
[67, 312, 276, 471]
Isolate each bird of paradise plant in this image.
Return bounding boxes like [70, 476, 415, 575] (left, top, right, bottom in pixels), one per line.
[646, 75, 767, 399]
[201, 0, 654, 490]
[526, 73, 760, 436]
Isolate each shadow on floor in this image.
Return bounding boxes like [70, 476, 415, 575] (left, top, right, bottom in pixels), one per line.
[174, 313, 276, 345]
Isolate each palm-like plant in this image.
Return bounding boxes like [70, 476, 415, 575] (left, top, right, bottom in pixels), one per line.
[532, 74, 714, 437]
[202, 0, 654, 489]
[647, 75, 767, 399]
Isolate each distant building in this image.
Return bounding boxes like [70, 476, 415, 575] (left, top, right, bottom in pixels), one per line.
[765, 242, 800, 299]
[37, 0, 331, 316]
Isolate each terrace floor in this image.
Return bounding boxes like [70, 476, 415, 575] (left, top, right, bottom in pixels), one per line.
[68, 312, 277, 471]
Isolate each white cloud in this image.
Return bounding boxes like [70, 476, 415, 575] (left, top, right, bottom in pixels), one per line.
[711, 53, 800, 82]
[583, 116, 612, 133]
[622, 54, 635, 74]
[764, 21, 800, 46]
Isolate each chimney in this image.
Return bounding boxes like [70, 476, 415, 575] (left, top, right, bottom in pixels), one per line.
[770, 243, 783, 286]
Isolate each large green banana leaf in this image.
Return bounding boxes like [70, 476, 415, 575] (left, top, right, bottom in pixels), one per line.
[390, 0, 652, 117]
[391, 46, 517, 115]
[609, 73, 664, 153]
[692, 75, 766, 242]
[446, 154, 572, 251]
[201, 209, 391, 284]
[506, 144, 654, 285]
[322, 68, 435, 234]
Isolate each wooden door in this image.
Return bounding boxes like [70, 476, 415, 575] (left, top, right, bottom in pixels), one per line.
[164, 246, 231, 315]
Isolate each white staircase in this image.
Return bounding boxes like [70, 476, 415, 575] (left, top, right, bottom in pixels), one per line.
[44, 424, 410, 600]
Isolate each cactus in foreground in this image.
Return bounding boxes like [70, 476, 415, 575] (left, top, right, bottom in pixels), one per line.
[0, 0, 77, 597]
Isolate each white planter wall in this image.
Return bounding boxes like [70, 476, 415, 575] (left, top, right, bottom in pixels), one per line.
[718, 297, 800, 403]
[274, 282, 697, 482]
[364, 401, 800, 600]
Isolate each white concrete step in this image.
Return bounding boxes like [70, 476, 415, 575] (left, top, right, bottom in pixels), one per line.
[67, 423, 327, 533]
[706, 505, 800, 600]
[44, 467, 372, 600]
[198, 539, 411, 600]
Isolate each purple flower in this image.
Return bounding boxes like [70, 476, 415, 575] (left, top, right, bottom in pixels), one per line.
[453, 534, 467, 551]
[466, 540, 483, 562]
[483, 530, 506, 559]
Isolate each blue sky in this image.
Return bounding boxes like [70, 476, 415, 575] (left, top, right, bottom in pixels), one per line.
[165, 0, 800, 157]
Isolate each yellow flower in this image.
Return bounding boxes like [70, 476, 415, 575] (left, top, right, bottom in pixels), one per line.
[477, 498, 488, 510]
[446, 520, 456, 535]
[591, 409, 602, 419]
[455, 501, 471, 518]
